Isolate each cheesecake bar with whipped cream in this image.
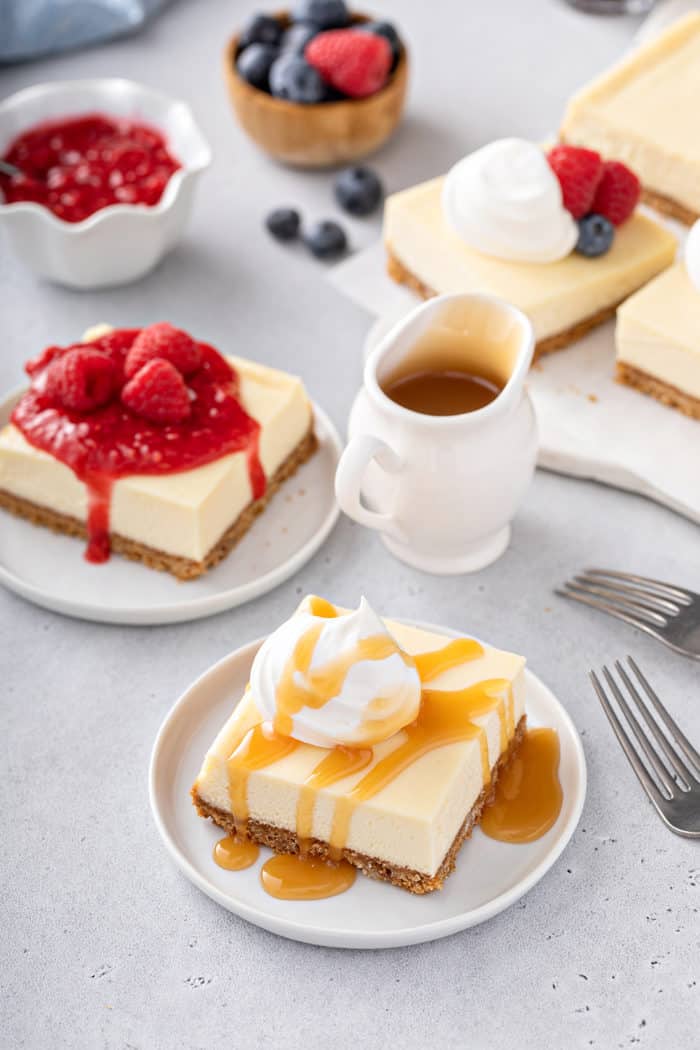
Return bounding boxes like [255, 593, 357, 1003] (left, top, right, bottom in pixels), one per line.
[561, 12, 700, 226]
[384, 138, 676, 357]
[192, 596, 529, 894]
[0, 323, 316, 578]
[616, 222, 700, 420]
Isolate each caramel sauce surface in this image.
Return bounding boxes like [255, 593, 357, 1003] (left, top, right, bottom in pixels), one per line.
[213, 835, 259, 870]
[260, 855, 357, 900]
[481, 728, 563, 844]
[382, 367, 503, 416]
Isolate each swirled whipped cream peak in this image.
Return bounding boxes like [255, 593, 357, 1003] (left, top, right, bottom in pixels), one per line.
[442, 138, 578, 263]
[685, 219, 700, 292]
[250, 596, 422, 748]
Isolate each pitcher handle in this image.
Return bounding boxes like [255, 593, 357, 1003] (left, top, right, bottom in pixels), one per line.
[335, 434, 406, 543]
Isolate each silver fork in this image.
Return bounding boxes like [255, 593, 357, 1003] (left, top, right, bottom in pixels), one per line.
[556, 568, 700, 660]
[591, 658, 700, 838]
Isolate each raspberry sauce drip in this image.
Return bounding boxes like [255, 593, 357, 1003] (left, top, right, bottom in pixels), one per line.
[0, 113, 181, 223]
[12, 329, 264, 564]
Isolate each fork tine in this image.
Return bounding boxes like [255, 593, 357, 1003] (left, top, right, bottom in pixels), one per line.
[602, 666, 677, 797]
[559, 583, 666, 628]
[584, 569, 693, 606]
[574, 575, 680, 617]
[627, 657, 700, 776]
[614, 661, 693, 788]
[590, 671, 668, 807]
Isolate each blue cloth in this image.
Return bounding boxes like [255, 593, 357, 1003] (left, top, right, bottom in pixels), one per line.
[0, 0, 171, 62]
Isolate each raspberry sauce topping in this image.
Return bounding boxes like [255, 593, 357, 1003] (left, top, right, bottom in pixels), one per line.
[12, 326, 264, 564]
[0, 114, 181, 224]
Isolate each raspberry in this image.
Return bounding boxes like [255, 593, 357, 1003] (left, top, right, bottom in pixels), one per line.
[121, 358, 192, 424]
[52, 348, 118, 412]
[306, 29, 392, 98]
[25, 344, 64, 378]
[124, 322, 201, 379]
[547, 145, 603, 219]
[591, 160, 640, 226]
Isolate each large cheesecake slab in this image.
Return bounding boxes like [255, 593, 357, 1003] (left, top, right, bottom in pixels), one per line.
[616, 263, 700, 420]
[384, 175, 676, 357]
[561, 13, 700, 225]
[192, 609, 527, 894]
[0, 327, 316, 578]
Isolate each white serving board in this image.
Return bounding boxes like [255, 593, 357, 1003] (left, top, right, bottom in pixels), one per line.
[330, 240, 700, 525]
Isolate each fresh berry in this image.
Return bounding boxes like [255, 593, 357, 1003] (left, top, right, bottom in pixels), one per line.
[124, 323, 201, 379]
[282, 22, 319, 53]
[121, 359, 192, 424]
[334, 166, 383, 216]
[237, 43, 279, 91]
[292, 0, 349, 30]
[360, 20, 401, 64]
[306, 29, 392, 99]
[269, 53, 326, 102]
[266, 207, 301, 241]
[239, 13, 283, 50]
[25, 344, 63, 378]
[52, 348, 118, 412]
[547, 145, 603, 219]
[304, 219, 347, 259]
[575, 213, 614, 258]
[591, 160, 640, 226]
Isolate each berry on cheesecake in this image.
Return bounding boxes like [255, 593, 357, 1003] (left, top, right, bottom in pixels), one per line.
[547, 144, 641, 257]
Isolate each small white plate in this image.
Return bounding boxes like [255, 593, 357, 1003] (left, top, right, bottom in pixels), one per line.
[149, 621, 587, 949]
[0, 390, 341, 625]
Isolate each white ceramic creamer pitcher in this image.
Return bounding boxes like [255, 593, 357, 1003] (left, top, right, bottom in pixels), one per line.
[335, 293, 538, 574]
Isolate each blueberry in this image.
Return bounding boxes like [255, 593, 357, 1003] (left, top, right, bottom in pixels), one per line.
[281, 22, 318, 54]
[334, 166, 384, 216]
[236, 43, 279, 91]
[304, 220, 347, 259]
[360, 21, 401, 64]
[239, 13, 283, 50]
[292, 0, 349, 30]
[269, 53, 326, 103]
[265, 207, 301, 242]
[575, 213, 615, 257]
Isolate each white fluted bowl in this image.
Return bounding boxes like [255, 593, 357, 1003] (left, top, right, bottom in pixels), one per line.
[0, 79, 211, 289]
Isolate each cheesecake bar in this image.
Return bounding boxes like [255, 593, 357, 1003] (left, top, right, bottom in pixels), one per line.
[616, 263, 700, 420]
[0, 325, 316, 578]
[384, 174, 676, 358]
[561, 13, 700, 225]
[192, 601, 527, 894]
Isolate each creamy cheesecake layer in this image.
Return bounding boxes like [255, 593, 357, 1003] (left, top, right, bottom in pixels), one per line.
[384, 177, 676, 342]
[616, 264, 700, 399]
[194, 619, 526, 877]
[0, 356, 313, 561]
[562, 13, 700, 219]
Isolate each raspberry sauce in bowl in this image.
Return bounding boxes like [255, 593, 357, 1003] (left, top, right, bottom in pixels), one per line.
[0, 113, 181, 223]
[12, 327, 265, 564]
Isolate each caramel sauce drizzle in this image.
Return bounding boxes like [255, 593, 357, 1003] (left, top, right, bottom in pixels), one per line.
[481, 727, 562, 844]
[213, 835, 259, 870]
[212, 599, 561, 900]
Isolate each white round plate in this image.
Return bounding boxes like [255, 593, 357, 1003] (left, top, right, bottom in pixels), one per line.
[0, 389, 341, 625]
[149, 621, 587, 949]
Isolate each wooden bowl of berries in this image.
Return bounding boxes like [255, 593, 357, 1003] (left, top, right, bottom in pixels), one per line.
[225, 1, 408, 168]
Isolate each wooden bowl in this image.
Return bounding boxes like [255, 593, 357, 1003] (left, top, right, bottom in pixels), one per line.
[224, 13, 408, 168]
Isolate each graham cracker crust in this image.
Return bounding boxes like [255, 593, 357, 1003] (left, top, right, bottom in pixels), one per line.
[386, 248, 619, 361]
[0, 425, 318, 581]
[616, 361, 700, 421]
[192, 714, 527, 895]
[640, 187, 698, 228]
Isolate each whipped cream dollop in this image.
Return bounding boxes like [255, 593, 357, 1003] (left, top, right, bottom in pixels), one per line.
[685, 219, 700, 292]
[250, 597, 422, 748]
[442, 138, 578, 264]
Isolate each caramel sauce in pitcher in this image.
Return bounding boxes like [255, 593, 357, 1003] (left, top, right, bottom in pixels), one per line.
[212, 598, 563, 900]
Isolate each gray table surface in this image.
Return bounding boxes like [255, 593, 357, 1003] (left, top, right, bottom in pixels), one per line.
[2, 1, 699, 1047]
